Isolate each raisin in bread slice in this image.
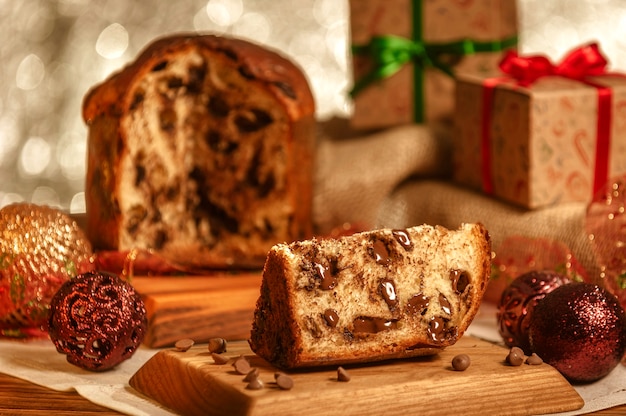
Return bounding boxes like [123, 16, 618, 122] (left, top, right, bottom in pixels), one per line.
[249, 223, 491, 369]
[83, 33, 315, 269]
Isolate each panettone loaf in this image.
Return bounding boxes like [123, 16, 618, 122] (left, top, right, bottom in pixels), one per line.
[83, 33, 315, 269]
[249, 223, 491, 369]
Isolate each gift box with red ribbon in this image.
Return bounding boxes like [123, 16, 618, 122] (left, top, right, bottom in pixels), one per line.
[452, 43, 626, 209]
[349, 0, 518, 131]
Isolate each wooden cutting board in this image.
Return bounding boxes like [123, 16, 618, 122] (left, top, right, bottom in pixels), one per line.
[129, 336, 584, 416]
[131, 273, 262, 348]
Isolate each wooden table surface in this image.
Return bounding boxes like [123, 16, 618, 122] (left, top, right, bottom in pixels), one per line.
[0, 371, 624, 415]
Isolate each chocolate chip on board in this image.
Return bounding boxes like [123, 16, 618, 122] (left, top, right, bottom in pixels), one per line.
[233, 355, 252, 375]
[243, 368, 260, 382]
[211, 352, 230, 365]
[451, 354, 471, 371]
[506, 347, 525, 366]
[275, 373, 294, 390]
[337, 366, 351, 382]
[246, 377, 264, 390]
[525, 353, 543, 365]
[174, 338, 194, 352]
[208, 337, 228, 354]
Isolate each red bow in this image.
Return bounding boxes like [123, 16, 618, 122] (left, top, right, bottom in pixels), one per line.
[499, 43, 608, 86]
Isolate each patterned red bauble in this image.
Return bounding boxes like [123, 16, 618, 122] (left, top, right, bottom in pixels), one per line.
[529, 283, 626, 383]
[0, 203, 95, 338]
[47, 271, 147, 371]
[497, 270, 570, 354]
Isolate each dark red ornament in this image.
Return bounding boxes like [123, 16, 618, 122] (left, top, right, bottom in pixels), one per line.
[47, 271, 147, 372]
[497, 270, 570, 354]
[529, 283, 626, 383]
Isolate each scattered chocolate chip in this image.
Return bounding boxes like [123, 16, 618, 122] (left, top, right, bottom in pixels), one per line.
[167, 77, 183, 89]
[506, 347, 525, 366]
[126, 205, 148, 235]
[439, 293, 452, 315]
[370, 239, 390, 265]
[211, 352, 230, 365]
[304, 315, 323, 338]
[151, 61, 168, 72]
[216, 47, 237, 61]
[427, 316, 447, 343]
[159, 108, 177, 131]
[315, 262, 337, 291]
[174, 338, 194, 352]
[450, 269, 470, 294]
[187, 64, 207, 94]
[379, 279, 398, 309]
[451, 354, 471, 371]
[407, 293, 429, 315]
[525, 353, 543, 365]
[134, 164, 146, 187]
[275, 373, 294, 390]
[337, 366, 351, 382]
[233, 355, 251, 375]
[153, 229, 168, 249]
[272, 81, 296, 99]
[353, 316, 397, 334]
[246, 378, 264, 390]
[234, 109, 272, 133]
[207, 95, 230, 117]
[323, 309, 339, 328]
[208, 337, 228, 354]
[392, 229, 413, 251]
[243, 368, 260, 382]
[129, 90, 145, 110]
[238, 65, 256, 80]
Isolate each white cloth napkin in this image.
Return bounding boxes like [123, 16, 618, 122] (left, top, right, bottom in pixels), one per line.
[466, 303, 626, 416]
[0, 339, 174, 415]
[1, 304, 625, 416]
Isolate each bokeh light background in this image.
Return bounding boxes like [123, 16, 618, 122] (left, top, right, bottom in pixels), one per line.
[1, 0, 626, 213]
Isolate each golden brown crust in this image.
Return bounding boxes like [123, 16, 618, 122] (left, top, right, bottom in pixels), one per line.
[83, 33, 315, 268]
[249, 223, 491, 369]
[83, 33, 314, 123]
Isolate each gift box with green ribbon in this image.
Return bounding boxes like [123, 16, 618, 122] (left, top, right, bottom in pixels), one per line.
[349, 0, 517, 130]
[452, 43, 626, 209]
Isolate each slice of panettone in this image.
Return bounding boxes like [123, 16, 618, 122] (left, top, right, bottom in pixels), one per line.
[249, 223, 491, 369]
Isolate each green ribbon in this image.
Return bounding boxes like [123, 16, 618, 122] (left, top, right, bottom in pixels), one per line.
[350, 2, 518, 122]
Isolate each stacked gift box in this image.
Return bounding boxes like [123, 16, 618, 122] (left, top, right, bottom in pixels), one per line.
[348, 0, 625, 210]
[349, 0, 518, 128]
[344, 0, 626, 301]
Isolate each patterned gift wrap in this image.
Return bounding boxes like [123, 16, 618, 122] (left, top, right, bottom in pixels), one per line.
[349, 0, 517, 130]
[453, 43, 626, 209]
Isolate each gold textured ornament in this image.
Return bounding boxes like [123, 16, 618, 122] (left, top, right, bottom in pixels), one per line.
[0, 203, 95, 338]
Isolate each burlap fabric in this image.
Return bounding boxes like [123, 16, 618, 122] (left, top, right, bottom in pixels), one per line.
[313, 118, 453, 233]
[313, 119, 600, 282]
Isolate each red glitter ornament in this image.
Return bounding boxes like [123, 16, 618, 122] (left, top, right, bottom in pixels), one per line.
[585, 176, 626, 311]
[529, 283, 626, 383]
[0, 203, 95, 338]
[497, 270, 570, 354]
[47, 271, 147, 372]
